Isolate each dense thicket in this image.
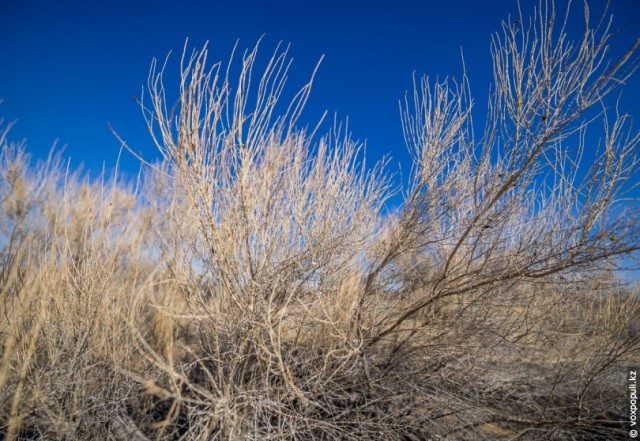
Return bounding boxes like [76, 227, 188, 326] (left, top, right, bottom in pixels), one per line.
[1, 1, 640, 439]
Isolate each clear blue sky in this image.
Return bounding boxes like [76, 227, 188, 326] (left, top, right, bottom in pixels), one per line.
[1, 0, 639, 186]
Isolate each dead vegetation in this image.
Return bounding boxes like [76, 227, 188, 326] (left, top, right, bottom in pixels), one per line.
[1, 1, 640, 439]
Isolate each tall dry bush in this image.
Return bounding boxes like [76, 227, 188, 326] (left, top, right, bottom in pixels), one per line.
[1, 1, 640, 439]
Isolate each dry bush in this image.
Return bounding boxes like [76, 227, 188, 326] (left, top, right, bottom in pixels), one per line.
[1, 1, 640, 439]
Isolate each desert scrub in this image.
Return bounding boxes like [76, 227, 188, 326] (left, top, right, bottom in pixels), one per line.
[1, 0, 640, 439]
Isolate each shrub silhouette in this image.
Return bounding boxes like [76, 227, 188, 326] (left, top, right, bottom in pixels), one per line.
[1, 1, 640, 439]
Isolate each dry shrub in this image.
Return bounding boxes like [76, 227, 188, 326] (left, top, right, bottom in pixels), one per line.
[1, 1, 640, 439]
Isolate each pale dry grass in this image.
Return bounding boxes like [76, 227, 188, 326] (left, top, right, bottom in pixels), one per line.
[1, 1, 640, 439]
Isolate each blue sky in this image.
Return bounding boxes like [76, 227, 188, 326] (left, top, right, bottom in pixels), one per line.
[1, 0, 639, 189]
